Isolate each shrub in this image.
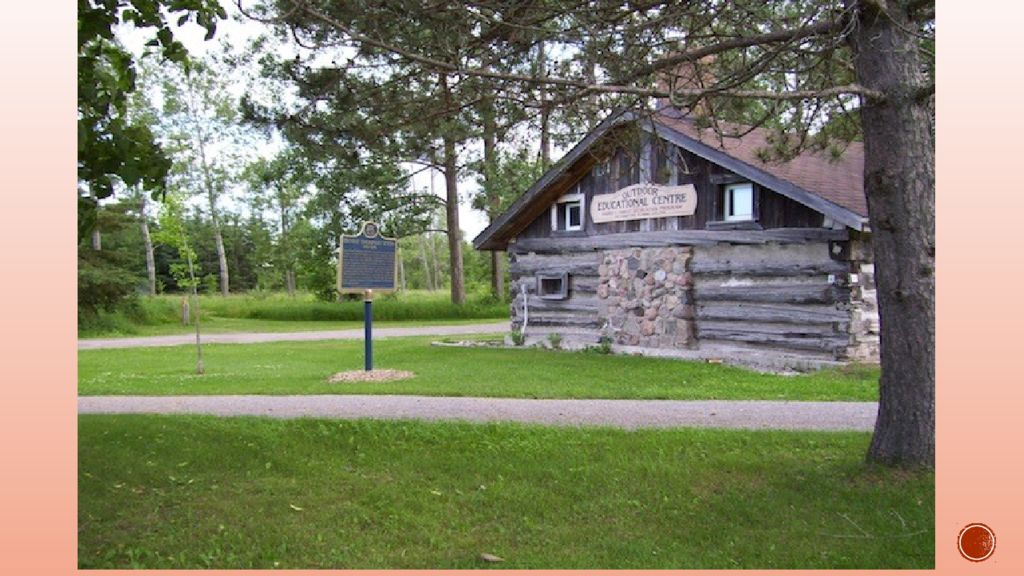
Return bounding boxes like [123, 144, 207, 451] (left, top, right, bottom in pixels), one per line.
[547, 332, 562, 350]
[590, 336, 613, 355]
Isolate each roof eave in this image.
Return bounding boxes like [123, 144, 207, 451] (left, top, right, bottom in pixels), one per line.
[472, 110, 636, 251]
[645, 118, 867, 231]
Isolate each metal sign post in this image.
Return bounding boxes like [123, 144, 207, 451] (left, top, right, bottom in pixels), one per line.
[363, 289, 373, 371]
[337, 222, 397, 372]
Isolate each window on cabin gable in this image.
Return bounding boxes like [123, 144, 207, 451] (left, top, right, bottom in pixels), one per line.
[551, 186, 584, 231]
[723, 182, 755, 222]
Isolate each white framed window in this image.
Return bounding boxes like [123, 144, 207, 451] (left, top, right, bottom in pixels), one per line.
[723, 182, 754, 222]
[550, 189, 584, 231]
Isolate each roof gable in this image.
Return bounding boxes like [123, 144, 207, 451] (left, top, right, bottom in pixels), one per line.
[652, 110, 867, 221]
[473, 110, 867, 251]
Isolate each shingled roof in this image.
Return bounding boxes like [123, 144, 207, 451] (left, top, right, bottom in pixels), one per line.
[654, 108, 867, 217]
[473, 109, 868, 251]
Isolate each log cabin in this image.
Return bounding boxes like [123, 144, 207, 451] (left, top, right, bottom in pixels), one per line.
[473, 107, 879, 370]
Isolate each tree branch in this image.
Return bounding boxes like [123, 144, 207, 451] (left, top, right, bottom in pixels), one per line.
[288, 1, 882, 105]
[613, 18, 846, 86]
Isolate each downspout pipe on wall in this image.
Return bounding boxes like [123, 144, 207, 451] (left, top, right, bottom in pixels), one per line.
[520, 283, 529, 337]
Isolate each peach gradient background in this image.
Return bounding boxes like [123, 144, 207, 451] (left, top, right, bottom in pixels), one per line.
[1, 1, 1020, 574]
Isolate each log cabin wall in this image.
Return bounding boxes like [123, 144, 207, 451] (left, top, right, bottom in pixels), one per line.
[506, 132, 877, 364]
[689, 242, 854, 357]
[508, 238, 874, 360]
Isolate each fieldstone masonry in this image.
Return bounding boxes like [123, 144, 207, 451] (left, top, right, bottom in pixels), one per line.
[597, 247, 697, 348]
[846, 260, 880, 360]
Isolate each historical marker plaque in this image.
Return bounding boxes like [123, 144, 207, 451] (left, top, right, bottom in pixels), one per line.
[590, 183, 698, 223]
[337, 222, 398, 294]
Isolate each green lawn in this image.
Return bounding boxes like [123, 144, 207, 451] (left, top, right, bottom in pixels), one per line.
[81, 316, 505, 338]
[79, 291, 507, 338]
[78, 415, 933, 569]
[78, 337, 880, 401]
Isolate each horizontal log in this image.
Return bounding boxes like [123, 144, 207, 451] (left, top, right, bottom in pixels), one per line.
[525, 316, 603, 329]
[511, 264, 600, 277]
[690, 260, 849, 277]
[512, 296, 600, 313]
[570, 278, 600, 294]
[698, 320, 844, 338]
[703, 220, 764, 231]
[521, 325, 604, 338]
[696, 302, 850, 324]
[511, 228, 848, 253]
[509, 255, 600, 276]
[694, 284, 850, 305]
[697, 329, 849, 353]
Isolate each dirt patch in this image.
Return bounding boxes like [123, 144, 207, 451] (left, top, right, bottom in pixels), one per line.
[327, 369, 416, 383]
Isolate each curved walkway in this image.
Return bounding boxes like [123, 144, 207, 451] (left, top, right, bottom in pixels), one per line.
[78, 322, 509, 350]
[78, 395, 878, 431]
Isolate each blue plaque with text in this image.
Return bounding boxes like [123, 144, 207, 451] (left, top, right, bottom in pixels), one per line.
[337, 223, 397, 293]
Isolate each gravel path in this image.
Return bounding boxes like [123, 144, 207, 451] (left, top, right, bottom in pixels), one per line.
[78, 395, 878, 431]
[78, 322, 509, 350]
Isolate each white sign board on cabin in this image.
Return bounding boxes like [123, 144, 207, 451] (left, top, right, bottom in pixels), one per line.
[590, 183, 698, 223]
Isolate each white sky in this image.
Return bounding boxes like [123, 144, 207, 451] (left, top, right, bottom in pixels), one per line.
[117, 1, 495, 239]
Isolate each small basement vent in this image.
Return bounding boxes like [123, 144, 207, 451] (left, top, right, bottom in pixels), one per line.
[536, 272, 569, 300]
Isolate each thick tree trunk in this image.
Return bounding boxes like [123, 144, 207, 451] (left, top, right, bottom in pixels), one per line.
[91, 228, 101, 251]
[481, 91, 505, 300]
[439, 73, 466, 305]
[139, 195, 157, 295]
[847, 0, 935, 468]
[442, 135, 466, 305]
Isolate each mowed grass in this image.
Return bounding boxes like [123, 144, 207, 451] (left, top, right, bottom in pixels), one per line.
[78, 337, 879, 401]
[78, 415, 933, 569]
[79, 290, 507, 338]
[85, 316, 504, 338]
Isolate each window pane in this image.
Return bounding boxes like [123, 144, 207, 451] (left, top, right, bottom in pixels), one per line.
[732, 187, 752, 218]
[726, 184, 753, 221]
[567, 202, 581, 228]
[556, 203, 568, 229]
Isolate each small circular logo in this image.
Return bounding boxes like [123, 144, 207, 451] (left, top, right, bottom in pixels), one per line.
[362, 222, 379, 238]
[958, 523, 996, 562]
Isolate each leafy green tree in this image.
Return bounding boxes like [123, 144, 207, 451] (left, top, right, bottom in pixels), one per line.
[155, 56, 254, 297]
[78, 0, 226, 237]
[154, 192, 205, 374]
[241, 2, 532, 305]
[78, 200, 146, 324]
[244, 148, 314, 297]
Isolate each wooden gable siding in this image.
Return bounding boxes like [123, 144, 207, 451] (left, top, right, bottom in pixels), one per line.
[515, 133, 822, 243]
